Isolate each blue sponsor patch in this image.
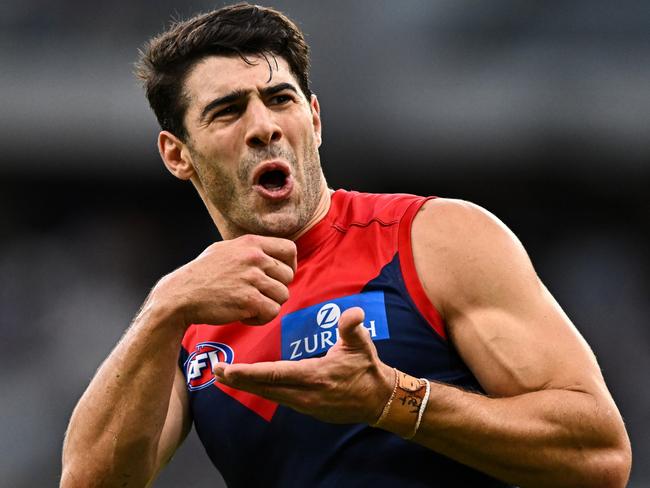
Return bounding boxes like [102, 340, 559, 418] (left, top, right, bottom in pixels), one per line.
[281, 291, 390, 360]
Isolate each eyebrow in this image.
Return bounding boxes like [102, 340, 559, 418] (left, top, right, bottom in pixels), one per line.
[199, 82, 299, 122]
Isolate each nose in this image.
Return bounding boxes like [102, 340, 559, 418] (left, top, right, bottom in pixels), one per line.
[244, 99, 282, 148]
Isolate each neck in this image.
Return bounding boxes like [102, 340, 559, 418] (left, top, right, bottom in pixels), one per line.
[202, 177, 333, 241]
[288, 178, 332, 241]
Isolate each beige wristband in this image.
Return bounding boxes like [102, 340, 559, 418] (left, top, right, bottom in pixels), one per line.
[371, 368, 430, 439]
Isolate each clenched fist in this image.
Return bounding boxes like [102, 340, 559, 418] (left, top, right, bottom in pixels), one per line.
[153, 234, 297, 327]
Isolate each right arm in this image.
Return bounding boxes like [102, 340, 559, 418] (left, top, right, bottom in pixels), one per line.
[61, 235, 296, 487]
[61, 295, 189, 487]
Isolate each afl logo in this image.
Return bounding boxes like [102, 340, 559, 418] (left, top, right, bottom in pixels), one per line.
[316, 302, 341, 329]
[184, 341, 234, 391]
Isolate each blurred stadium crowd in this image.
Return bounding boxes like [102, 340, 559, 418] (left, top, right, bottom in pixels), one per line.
[0, 1, 648, 486]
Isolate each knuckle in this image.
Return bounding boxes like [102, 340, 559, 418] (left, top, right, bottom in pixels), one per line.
[239, 234, 259, 245]
[252, 249, 268, 265]
[243, 267, 265, 286]
[268, 369, 284, 384]
[242, 248, 266, 266]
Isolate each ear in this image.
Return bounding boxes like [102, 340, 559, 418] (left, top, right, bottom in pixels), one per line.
[310, 94, 322, 147]
[158, 130, 195, 180]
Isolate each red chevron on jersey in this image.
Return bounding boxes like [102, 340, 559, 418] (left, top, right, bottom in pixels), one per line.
[182, 321, 281, 421]
[178, 190, 513, 487]
[180, 189, 442, 421]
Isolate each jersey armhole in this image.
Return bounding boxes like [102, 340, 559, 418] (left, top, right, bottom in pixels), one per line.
[398, 197, 447, 340]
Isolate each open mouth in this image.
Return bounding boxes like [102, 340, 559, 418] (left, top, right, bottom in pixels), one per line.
[258, 169, 288, 191]
[252, 161, 294, 200]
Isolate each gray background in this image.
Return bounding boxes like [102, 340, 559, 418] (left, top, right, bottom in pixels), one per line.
[1, 1, 648, 486]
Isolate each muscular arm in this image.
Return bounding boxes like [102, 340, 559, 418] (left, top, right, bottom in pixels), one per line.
[61, 297, 190, 487]
[61, 235, 296, 487]
[408, 198, 631, 487]
[214, 200, 631, 488]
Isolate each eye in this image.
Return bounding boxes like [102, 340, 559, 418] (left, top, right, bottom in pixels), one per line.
[213, 105, 240, 119]
[271, 94, 292, 105]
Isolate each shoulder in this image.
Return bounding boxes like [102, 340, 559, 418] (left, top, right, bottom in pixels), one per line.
[413, 197, 517, 244]
[332, 189, 427, 228]
[410, 198, 538, 320]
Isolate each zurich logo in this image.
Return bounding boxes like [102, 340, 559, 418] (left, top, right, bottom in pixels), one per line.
[184, 341, 234, 391]
[316, 302, 341, 329]
[281, 291, 390, 360]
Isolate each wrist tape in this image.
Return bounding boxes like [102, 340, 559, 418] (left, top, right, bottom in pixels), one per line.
[372, 368, 431, 439]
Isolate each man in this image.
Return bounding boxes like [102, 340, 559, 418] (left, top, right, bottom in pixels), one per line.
[61, 4, 631, 487]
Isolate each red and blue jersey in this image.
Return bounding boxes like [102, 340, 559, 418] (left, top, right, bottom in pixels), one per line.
[180, 190, 512, 487]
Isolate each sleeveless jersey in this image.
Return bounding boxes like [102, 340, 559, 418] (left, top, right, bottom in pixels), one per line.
[180, 190, 512, 487]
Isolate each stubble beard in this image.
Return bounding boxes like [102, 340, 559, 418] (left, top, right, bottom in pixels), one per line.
[194, 137, 323, 239]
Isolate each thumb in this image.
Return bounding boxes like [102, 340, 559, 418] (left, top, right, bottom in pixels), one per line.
[337, 307, 371, 348]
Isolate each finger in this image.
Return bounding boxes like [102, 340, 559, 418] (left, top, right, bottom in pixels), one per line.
[214, 371, 310, 410]
[240, 292, 282, 325]
[249, 271, 289, 306]
[337, 307, 371, 348]
[261, 257, 294, 285]
[214, 358, 317, 386]
[255, 236, 297, 273]
[225, 381, 306, 406]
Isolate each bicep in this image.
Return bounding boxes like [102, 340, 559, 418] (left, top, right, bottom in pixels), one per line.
[449, 279, 604, 397]
[412, 199, 607, 398]
[148, 366, 192, 484]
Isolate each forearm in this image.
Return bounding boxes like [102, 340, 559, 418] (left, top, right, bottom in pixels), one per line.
[61, 234, 297, 486]
[410, 381, 630, 488]
[61, 296, 186, 487]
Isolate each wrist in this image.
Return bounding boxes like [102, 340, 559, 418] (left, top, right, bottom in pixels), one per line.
[368, 363, 397, 424]
[136, 282, 190, 337]
[371, 368, 431, 439]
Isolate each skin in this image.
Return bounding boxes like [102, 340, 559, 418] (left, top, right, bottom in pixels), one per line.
[61, 54, 631, 487]
[160, 55, 327, 240]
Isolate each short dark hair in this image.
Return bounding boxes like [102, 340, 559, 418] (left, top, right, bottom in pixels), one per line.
[135, 3, 312, 141]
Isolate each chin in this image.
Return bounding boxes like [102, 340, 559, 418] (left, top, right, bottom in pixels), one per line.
[254, 211, 303, 238]
[257, 221, 301, 238]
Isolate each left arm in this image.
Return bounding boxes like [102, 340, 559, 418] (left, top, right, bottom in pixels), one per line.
[213, 199, 631, 488]
[401, 198, 631, 487]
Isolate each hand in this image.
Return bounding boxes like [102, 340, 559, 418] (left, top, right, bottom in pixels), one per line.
[154, 234, 297, 326]
[212, 307, 395, 424]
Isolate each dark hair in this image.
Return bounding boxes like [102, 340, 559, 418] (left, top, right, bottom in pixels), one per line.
[135, 3, 312, 141]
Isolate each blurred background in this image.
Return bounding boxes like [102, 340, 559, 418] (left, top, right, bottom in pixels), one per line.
[1, 0, 648, 486]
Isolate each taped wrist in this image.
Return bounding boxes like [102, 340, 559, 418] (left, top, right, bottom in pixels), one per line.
[371, 368, 431, 439]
